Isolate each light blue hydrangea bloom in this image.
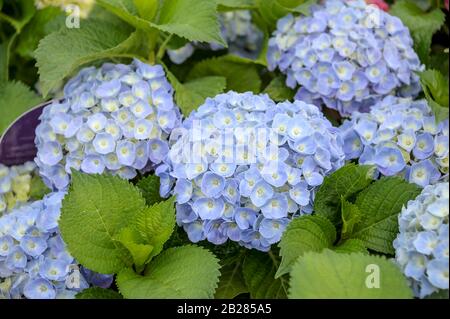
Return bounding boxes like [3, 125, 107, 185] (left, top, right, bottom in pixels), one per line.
[0, 192, 113, 299]
[157, 91, 345, 251]
[340, 96, 449, 187]
[267, 0, 423, 116]
[167, 10, 264, 64]
[393, 182, 449, 298]
[35, 59, 182, 190]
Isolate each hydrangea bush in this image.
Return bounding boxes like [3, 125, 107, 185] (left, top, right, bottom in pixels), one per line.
[339, 96, 449, 187]
[0, 162, 38, 214]
[0, 192, 112, 299]
[393, 182, 449, 298]
[157, 91, 345, 251]
[35, 59, 182, 190]
[167, 10, 264, 64]
[267, 0, 423, 116]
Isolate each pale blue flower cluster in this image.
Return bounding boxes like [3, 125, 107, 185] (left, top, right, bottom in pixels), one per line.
[35, 59, 182, 190]
[0, 192, 113, 299]
[167, 10, 264, 64]
[393, 182, 449, 298]
[267, 0, 423, 116]
[157, 92, 345, 251]
[340, 96, 449, 187]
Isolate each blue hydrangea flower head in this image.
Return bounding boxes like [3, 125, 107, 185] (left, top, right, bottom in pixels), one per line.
[35, 59, 182, 190]
[167, 10, 264, 64]
[157, 91, 345, 251]
[0, 192, 113, 299]
[340, 96, 449, 187]
[393, 182, 449, 298]
[267, 0, 423, 116]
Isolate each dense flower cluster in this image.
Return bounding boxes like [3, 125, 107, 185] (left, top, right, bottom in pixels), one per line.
[35, 59, 182, 190]
[267, 0, 423, 116]
[157, 91, 345, 251]
[34, 0, 94, 18]
[0, 162, 38, 215]
[393, 182, 449, 298]
[0, 192, 113, 299]
[167, 10, 264, 64]
[340, 96, 449, 187]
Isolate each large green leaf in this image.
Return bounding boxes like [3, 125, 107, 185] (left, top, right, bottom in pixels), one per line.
[314, 164, 376, 225]
[76, 287, 123, 299]
[420, 69, 449, 122]
[289, 250, 413, 299]
[117, 246, 220, 298]
[276, 215, 336, 278]
[136, 175, 162, 206]
[0, 81, 43, 136]
[215, 253, 248, 299]
[263, 75, 295, 102]
[59, 172, 146, 274]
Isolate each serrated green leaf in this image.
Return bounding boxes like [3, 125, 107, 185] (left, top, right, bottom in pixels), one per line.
[136, 175, 162, 206]
[350, 177, 421, 254]
[134, 197, 176, 260]
[35, 19, 147, 96]
[333, 239, 368, 254]
[289, 249, 413, 299]
[60, 172, 147, 274]
[215, 254, 248, 299]
[420, 69, 449, 122]
[28, 174, 50, 201]
[276, 215, 336, 278]
[114, 227, 154, 268]
[314, 164, 376, 225]
[0, 81, 43, 135]
[243, 250, 288, 299]
[263, 75, 295, 102]
[391, 1, 445, 64]
[187, 55, 262, 93]
[341, 197, 361, 240]
[168, 74, 227, 116]
[76, 287, 123, 299]
[117, 246, 220, 298]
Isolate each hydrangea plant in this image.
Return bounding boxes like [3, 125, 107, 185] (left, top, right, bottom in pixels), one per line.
[35, 59, 182, 190]
[0, 192, 113, 299]
[34, 0, 94, 18]
[267, 0, 423, 116]
[393, 182, 449, 298]
[157, 91, 345, 251]
[0, 162, 38, 214]
[167, 10, 264, 64]
[339, 96, 449, 187]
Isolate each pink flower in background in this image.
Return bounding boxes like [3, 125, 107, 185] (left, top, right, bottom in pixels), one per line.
[445, 0, 449, 11]
[366, 0, 389, 11]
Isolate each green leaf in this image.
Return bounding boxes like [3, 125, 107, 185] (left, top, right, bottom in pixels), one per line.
[76, 287, 123, 299]
[114, 227, 154, 268]
[133, 0, 158, 20]
[136, 175, 162, 206]
[0, 81, 43, 136]
[187, 55, 262, 93]
[59, 172, 146, 274]
[333, 239, 368, 254]
[217, 0, 256, 10]
[0, 35, 16, 82]
[350, 177, 421, 254]
[340, 197, 361, 240]
[117, 246, 220, 298]
[276, 215, 336, 278]
[28, 174, 51, 201]
[420, 69, 449, 122]
[215, 254, 248, 299]
[391, 1, 445, 64]
[243, 250, 288, 299]
[134, 197, 176, 260]
[314, 164, 376, 225]
[289, 249, 413, 299]
[168, 74, 227, 116]
[263, 75, 295, 102]
[35, 19, 146, 96]
[256, 0, 313, 29]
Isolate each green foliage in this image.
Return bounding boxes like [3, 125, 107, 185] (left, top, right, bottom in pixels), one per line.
[391, 1, 445, 65]
[117, 246, 220, 298]
[314, 164, 376, 225]
[289, 250, 413, 299]
[136, 175, 162, 206]
[333, 239, 367, 254]
[256, 0, 314, 30]
[420, 69, 449, 122]
[340, 197, 361, 240]
[28, 174, 51, 201]
[217, 0, 257, 10]
[215, 252, 249, 299]
[0, 81, 43, 136]
[76, 287, 123, 299]
[276, 215, 336, 278]
[243, 250, 288, 299]
[263, 75, 295, 102]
